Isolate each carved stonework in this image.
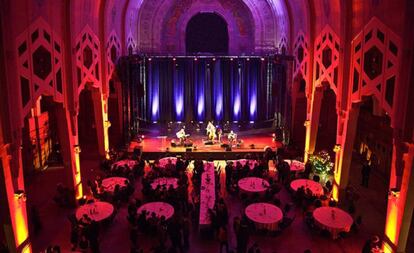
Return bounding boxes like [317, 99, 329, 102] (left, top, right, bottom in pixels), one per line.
[16, 18, 64, 116]
[74, 26, 101, 92]
[350, 17, 401, 126]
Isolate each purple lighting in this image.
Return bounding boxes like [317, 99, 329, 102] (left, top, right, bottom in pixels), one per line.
[213, 60, 223, 120]
[174, 62, 184, 121]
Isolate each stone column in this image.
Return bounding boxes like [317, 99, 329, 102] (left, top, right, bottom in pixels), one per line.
[333, 103, 360, 201]
[91, 88, 110, 159]
[0, 145, 31, 253]
[54, 104, 83, 200]
[304, 85, 324, 161]
[383, 143, 414, 253]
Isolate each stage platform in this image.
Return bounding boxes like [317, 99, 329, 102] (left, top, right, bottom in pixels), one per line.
[128, 129, 282, 160]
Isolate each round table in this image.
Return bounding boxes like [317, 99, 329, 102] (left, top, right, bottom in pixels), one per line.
[137, 202, 174, 220]
[113, 159, 137, 170]
[101, 177, 128, 193]
[159, 157, 177, 168]
[238, 177, 269, 194]
[313, 207, 353, 239]
[76, 201, 114, 222]
[285, 159, 305, 173]
[290, 179, 324, 196]
[245, 203, 283, 231]
[151, 177, 178, 190]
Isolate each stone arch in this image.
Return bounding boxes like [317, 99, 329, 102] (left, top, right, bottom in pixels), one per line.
[132, 0, 286, 54]
[15, 18, 65, 117]
[163, 2, 255, 54]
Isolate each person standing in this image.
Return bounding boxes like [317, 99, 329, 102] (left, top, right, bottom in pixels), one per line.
[361, 161, 371, 187]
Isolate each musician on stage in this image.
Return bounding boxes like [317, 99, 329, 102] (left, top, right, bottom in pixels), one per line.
[217, 127, 223, 143]
[206, 121, 216, 141]
[228, 130, 237, 145]
[176, 127, 188, 145]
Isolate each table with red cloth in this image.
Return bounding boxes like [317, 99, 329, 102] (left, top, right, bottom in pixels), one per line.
[151, 177, 178, 190]
[158, 157, 177, 168]
[137, 201, 174, 220]
[112, 159, 137, 170]
[313, 207, 353, 239]
[199, 162, 216, 227]
[290, 179, 324, 196]
[101, 177, 128, 193]
[76, 201, 114, 222]
[245, 203, 283, 231]
[238, 177, 269, 194]
[231, 159, 258, 170]
[284, 159, 305, 173]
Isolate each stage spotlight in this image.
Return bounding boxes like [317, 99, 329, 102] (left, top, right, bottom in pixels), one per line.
[230, 58, 233, 61]
[173, 57, 176, 61]
[233, 121, 238, 123]
[212, 58, 216, 61]
[246, 58, 250, 61]
[194, 57, 198, 61]
[141, 135, 145, 139]
[153, 121, 157, 124]
[261, 57, 265, 61]
[198, 121, 203, 124]
[148, 58, 152, 61]
[249, 121, 254, 124]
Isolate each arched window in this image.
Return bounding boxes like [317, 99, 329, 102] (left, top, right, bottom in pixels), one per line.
[185, 13, 229, 54]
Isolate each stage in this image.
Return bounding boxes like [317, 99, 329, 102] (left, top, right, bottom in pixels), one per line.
[129, 127, 283, 160]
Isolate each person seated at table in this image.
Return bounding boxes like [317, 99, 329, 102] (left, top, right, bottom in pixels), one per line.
[303, 160, 312, 179]
[113, 184, 122, 207]
[165, 158, 175, 174]
[324, 180, 333, 194]
[242, 162, 250, 178]
[125, 179, 135, 197]
[362, 236, 380, 253]
[79, 214, 92, 226]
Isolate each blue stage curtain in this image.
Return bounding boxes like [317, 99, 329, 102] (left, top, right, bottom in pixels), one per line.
[212, 59, 223, 121]
[144, 57, 278, 123]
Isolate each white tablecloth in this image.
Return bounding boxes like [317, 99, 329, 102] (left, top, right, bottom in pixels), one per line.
[112, 159, 137, 170]
[137, 202, 174, 220]
[101, 177, 128, 193]
[245, 203, 283, 231]
[313, 207, 353, 239]
[151, 177, 178, 190]
[284, 159, 305, 172]
[199, 162, 216, 226]
[290, 179, 324, 196]
[76, 201, 114, 222]
[231, 159, 257, 170]
[159, 157, 177, 168]
[238, 177, 269, 194]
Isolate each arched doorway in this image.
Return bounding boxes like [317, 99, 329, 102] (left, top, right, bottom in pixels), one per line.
[315, 86, 337, 157]
[291, 76, 307, 151]
[185, 13, 229, 54]
[78, 88, 99, 158]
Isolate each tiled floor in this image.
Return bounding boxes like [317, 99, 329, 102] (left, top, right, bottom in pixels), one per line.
[26, 150, 389, 253]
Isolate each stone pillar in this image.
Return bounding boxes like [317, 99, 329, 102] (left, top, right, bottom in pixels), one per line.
[332, 103, 360, 201]
[0, 145, 31, 253]
[91, 88, 110, 159]
[304, 85, 324, 161]
[383, 143, 414, 253]
[54, 105, 83, 200]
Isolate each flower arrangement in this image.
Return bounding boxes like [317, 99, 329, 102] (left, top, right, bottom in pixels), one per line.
[309, 150, 334, 176]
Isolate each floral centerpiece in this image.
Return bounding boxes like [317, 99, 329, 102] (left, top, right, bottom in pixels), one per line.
[308, 150, 334, 182]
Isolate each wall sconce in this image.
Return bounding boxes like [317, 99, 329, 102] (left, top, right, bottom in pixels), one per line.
[14, 190, 27, 201]
[333, 144, 341, 153]
[74, 145, 81, 154]
[389, 188, 400, 198]
[104, 120, 111, 128]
